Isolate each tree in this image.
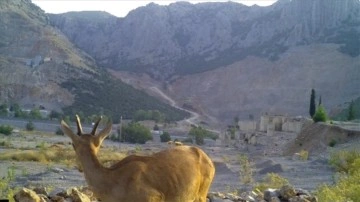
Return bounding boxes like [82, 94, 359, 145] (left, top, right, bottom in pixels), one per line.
[318, 95, 322, 106]
[122, 122, 152, 144]
[26, 121, 35, 131]
[151, 110, 164, 123]
[29, 107, 42, 119]
[347, 100, 355, 121]
[309, 89, 316, 117]
[160, 132, 171, 142]
[0, 104, 8, 116]
[153, 124, 160, 131]
[189, 126, 209, 145]
[49, 110, 61, 120]
[313, 105, 328, 123]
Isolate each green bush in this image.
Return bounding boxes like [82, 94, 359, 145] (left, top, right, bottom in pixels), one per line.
[328, 139, 337, 147]
[0, 125, 13, 136]
[55, 127, 64, 136]
[329, 150, 360, 173]
[188, 126, 216, 145]
[313, 105, 328, 122]
[122, 122, 152, 144]
[317, 151, 360, 201]
[316, 168, 360, 201]
[25, 121, 35, 131]
[160, 132, 171, 142]
[254, 173, 289, 192]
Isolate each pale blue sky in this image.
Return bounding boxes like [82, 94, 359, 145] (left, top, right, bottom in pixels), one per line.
[33, 1, 277, 17]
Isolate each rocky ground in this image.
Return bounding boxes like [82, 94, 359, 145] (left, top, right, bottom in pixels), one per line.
[0, 129, 344, 201]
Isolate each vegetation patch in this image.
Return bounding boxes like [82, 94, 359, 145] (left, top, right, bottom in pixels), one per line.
[0, 145, 127, 167]
[254, 173, 290, 192]
[0, 125, 13, 136]
[316, 150, 360, 201]
[61, 72, 189, 123]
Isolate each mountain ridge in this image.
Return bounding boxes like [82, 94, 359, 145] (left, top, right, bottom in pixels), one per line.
[46, 0, 360, 122]
[49, 0, 360, 79]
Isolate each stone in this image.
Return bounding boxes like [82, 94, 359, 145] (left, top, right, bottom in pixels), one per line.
[69, 188, 91, 202]
[49, 188, 66, 198]
[295, 188, 310, 196]
[259, 163, 285, 174]
[269, 197, 281, 202]
[50, 195, 66, 202]
[279, 185, 297, 200]
[51, 168, 64, 173]
[289, 196, 310, 202]
[14, 188, 41, 202]
[37, 194, 50, 202]
[263, 188, 280, 201]
[33, 187, 48, 196]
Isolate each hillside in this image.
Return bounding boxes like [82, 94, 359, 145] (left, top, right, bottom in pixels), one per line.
[0, 0, 188, 122]
[47, 0, 360, 123]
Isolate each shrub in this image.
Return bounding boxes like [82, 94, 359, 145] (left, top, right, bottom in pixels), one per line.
[55, 127, 64, 136]
[188, 126, 215, 145]
[153, 124, 160, 131]
[299, 150, 309, 161]
[312, 105, 328, 122]
[122, 122, 152, 144]
[316, 168, 360, 201]
[329, 150, 360, 173]
[0, 125, 13, 136]
[238, 154, 253, 184]
[25, 121, 35, 131]
[328, 139, 337, 147]
[254, 173, 289, 192]
[182, 137, 193, 143]
[160, 131, 171, 142]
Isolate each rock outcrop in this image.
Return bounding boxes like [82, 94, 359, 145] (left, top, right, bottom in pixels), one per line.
[14, 185, 317, 202]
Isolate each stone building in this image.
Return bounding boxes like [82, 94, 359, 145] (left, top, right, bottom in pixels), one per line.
[260, 115, 304, 134]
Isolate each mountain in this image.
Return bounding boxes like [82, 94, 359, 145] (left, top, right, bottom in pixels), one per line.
[0, 0, 188, 122]
[49, 0, 360, 78]
[48, 0, 360, 122]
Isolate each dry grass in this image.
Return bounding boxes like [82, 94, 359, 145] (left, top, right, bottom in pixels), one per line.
[0, 144, 127, 167]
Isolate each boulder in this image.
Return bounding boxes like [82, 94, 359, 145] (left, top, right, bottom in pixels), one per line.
[14, 188, 41, 202]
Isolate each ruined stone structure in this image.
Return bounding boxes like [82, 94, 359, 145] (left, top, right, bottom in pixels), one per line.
[260, 115, 304, 134]
[218, 115, 305, 147]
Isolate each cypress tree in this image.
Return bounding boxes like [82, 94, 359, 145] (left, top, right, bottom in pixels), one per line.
[347, 100, 355, 121]
[309, 89, 316, 117]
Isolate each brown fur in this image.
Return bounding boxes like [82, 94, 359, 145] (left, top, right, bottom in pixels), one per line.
[61, 117, 215, 202]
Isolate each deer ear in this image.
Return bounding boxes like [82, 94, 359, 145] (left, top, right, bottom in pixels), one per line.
[61, 120, 79, 141]
[94, 121, 112, 146]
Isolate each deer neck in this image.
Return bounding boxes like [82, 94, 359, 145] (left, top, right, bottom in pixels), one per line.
[76, 147, 109, 193]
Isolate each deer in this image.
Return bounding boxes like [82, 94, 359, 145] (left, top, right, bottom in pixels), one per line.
[60, 115, 215, 202]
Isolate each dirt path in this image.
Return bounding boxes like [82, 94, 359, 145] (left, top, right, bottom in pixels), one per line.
[149, 86, 220, 134]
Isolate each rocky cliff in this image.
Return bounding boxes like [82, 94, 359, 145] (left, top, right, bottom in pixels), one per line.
[48, 0, 360, 122]
[49, 0, 360, 79]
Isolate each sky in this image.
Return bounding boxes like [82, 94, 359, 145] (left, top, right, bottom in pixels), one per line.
[32, 0, 277, 17]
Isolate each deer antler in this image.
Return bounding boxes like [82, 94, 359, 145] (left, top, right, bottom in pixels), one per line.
[75, 114, 83, 135]
[91, 116, 102, 135]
